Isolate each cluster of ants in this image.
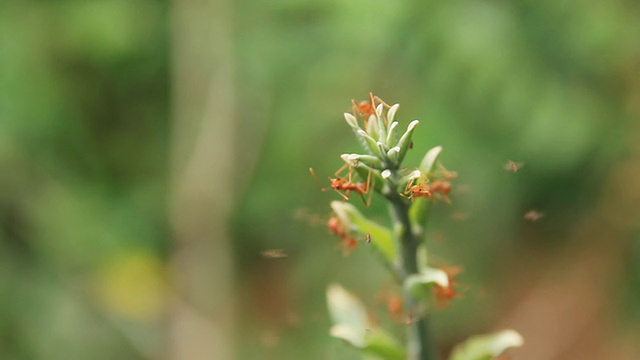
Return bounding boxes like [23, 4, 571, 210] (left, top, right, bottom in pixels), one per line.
[310, 162, 457, 206]
[307, 93, 458, 253]
[307, 162, 457, 256]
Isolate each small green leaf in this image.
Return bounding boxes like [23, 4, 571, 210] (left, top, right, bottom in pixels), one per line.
[395, 120, 420, 165]
[449, 330, 524, 360]
[330, 201, 396, 263]
[418, 145, 443, 174]
[344, 113, 359, 128]
[327, 284, 405, 360]
[366, 114, 381, 140]
[358, 130, 384, 158]
[385, 121, 399, 148]
[345, 153, 384, 170]
[363, 328, 405, 360]
[387, 104, 400, 123]
[327, 284, 370, 348]
[404, 266, 449, 299]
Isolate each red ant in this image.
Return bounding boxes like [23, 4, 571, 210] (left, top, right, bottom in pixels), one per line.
[426, 179, 453, 204]
[427, 164, 457, 203]
[327, 215, 359, 254]
[375, 286, 404, 322]
[309, 163, 373, 206]
[351, 92, 391, 126]
[428, 179, 452, 196]
[402, 173, 432, 200]
[433, 265, 463, 307]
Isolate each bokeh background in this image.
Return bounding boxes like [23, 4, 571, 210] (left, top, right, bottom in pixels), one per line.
[2, 0, 640, 359]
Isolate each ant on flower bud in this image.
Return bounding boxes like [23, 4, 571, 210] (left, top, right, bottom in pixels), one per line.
[310, 163, 373, 206]
[351, 92, 391, 126]
[403, 178, 433, 200]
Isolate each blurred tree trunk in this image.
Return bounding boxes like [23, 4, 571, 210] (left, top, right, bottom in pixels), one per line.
[169, 0, 236, 359]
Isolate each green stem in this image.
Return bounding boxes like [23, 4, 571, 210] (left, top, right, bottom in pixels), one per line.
[389, 197, 438, 360]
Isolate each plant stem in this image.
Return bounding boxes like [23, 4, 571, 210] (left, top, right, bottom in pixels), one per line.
[389, 197, 438, 360]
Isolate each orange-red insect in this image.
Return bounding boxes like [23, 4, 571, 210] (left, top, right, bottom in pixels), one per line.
[427, 179, 453, 204]
[351, 92, 391, 126]
[310, 164, 373, 206]
[402, 176, 432, 200]
[375, 288, 404, 322]
[352, 92, 390, 116]
[327, 215, 359, 254]
[425, 164, 457, 203]
[386, 293, 403, 320]
[524, 210, 544, 221]
[428, 179, 452, 196]
[433, 266, 463, 307]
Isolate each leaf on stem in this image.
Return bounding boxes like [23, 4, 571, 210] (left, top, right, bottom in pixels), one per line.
[449, 329, 524, 360]
[403, 266, 450, 300]
[327, 284, 405, 360]
[395, 120, 420, 165]
[330, 201, 396, 262]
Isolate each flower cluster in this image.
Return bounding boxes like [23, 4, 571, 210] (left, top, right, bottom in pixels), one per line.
[321, 94, 523, 360]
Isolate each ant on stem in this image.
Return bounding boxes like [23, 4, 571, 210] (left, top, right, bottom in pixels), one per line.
[309, 163, 374, 206]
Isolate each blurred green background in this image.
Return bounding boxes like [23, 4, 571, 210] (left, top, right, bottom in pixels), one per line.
[1, 0, 640, 359]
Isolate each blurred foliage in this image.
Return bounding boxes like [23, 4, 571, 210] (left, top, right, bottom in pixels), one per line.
[1, 0, 640, 359]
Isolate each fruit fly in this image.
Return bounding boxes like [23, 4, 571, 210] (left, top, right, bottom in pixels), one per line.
[310, 163, 373, 206]
[262, 249, 288, 259]
[524, 210, 544, 221]
[504, 160, 524, 172]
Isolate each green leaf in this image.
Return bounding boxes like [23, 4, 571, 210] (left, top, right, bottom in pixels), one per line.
[345, 153, 384, 170]
[418, 145, 443, 174]
[395, 120, 420, 165]
[330, 201, 396, 263]
[358, 130, 384, 158]
[327, 284, 405, 360]
[385, 121, 399, 148]
[449, 330, 524, 360]
[362, 328, 405, 360]
[327, 284, 370, 348]
[404, 266, 449, 300]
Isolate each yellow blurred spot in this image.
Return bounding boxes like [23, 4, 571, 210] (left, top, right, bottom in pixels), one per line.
[95, 251, 167, 319]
